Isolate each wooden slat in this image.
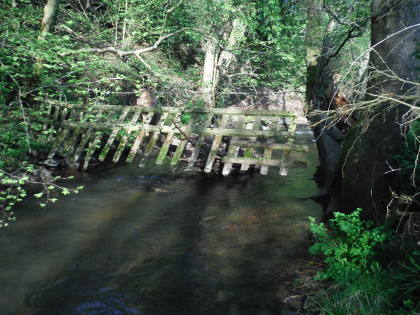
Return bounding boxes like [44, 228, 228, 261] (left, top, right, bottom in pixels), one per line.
[229, 140, 309, 152]
[59, 121, 290, 138]
[48, 128, 71, 159]
[43, 104, 53, 130]
[279, 149, 291, 176]
[186, 137, 203, 171]
[53, 105, 60, 120]
[139, 132, 159, 167]
[73, 129, 93, 168]
[155, 132, 174, 164]
[260, 142, 273, 175]
[98, 108, 130, 161]
[222, 116, 245, 176]
[112, 109, 143, 163]
[62, 128, 79, 154]
[240, 117, 262, 171]
[223, 157, 283, 167]
[170, 139, 188, 166]
[287, 117, 297, 144]
[204, 115, 229, 173]
[48, 101, 297, 118]
[126, 112, 154, 163]
[155, 111, 179, 164]
[139, 112, 168, 167]
[83, 132, 102, 170]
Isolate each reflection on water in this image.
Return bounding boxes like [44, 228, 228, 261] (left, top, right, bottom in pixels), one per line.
[0, 145, 321, 315]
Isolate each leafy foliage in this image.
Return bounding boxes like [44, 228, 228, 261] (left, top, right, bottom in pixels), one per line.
[309, 208, 388, 283]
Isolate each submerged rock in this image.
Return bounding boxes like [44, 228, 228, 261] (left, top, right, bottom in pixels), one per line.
[42, 158, 65, 168]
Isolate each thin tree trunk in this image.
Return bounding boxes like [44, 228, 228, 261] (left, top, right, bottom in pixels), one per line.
[40, 0, 60, 35]
[199, 19, 246, 108]
[34, 0, 60, 78]
[305, 1, 344, 207]
[200, 38, 219, 107]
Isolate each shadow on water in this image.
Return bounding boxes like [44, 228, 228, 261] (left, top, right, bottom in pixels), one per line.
[0, 145, 321, 315]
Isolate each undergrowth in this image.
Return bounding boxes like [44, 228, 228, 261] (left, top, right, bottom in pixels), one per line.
[307, 209, 420, 315]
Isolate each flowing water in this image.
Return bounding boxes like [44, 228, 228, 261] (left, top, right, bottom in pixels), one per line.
[0, 144, 321, 315]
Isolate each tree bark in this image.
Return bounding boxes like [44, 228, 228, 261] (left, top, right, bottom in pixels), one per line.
[199, 18, 246, 108]
[40, 0, 60, 35]
[305, 1, 344, 206]
[334, 0, 420, 221]
[200, 38, 219, 107]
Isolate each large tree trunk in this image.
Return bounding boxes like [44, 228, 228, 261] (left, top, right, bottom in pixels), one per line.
[334, 0, 419, 221]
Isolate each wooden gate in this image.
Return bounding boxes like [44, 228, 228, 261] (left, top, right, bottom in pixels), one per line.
[45, 101, 309, 176]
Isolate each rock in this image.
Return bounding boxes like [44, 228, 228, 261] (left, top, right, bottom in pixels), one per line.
[283, 295, 304, 310]
[152, 188, 168, 193]
[201, 216, 217, 222]
[42, 158, 64, 168]
[39, 167, 54, 182]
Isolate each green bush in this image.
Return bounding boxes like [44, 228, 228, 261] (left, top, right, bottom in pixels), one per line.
[309, 208, 389, 283]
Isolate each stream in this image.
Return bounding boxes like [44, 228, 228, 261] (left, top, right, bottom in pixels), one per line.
[0, 143, 321, 315]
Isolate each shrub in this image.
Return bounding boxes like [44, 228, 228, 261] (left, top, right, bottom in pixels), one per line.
[309, 208, 389, 283]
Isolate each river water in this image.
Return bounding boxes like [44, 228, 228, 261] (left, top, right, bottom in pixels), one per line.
[0, 144, 321, 315]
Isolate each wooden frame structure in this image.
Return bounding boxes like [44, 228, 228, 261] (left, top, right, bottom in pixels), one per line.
[45, 101, 309, 175]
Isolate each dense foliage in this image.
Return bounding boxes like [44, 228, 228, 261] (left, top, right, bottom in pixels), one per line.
[309, 210, 420, 314]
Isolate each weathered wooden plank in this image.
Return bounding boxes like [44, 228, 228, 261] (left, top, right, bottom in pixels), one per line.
[59, 120, 290, 138]
[156, 132, 174, 164]
[83, 132, 102, 170]
[112, 109, 143, 163]
[170, 139, 188, 166]
[138, 112, 168, 167]
[240, 117, 262, 171]
[139, 132, 159, 167]
[98, 108, 130, 161]
[48, 128, 71, 159]
[260, 143, 273, 175]
[43, 103, 53, 130]
[204, 135, 222, 173]
[53, 105, 61, 120]
[204, 115, 229, 173]
[126, 112, 154, 163]
[223, 157, 283, 167]
[229, 140, 309, 152]
[73, 129, 93, 168]
[287, 117, 297, 144]
[279, 149, 291, 176]
[61, 107, 69, 121]
[186, 137, 204, 171]
[222, 116, 245, 176]
[62, 128, 79, 155]
[48, 101, 296, 118]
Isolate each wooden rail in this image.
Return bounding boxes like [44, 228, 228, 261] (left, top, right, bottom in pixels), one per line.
[45, 101, 308, 176]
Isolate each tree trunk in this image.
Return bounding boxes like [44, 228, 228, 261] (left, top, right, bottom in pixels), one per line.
[40, 0, 60, 35]
[199, 18, 246, 108]
[334, 0, 419, 221]
[200, 38, 219, 107]
[34, 0, 60, 81]
[305, 1, 344, 206]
